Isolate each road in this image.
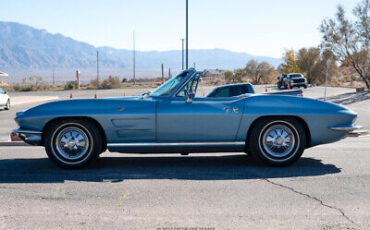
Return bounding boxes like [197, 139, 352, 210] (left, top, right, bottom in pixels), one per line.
[0, 85, 369, 229]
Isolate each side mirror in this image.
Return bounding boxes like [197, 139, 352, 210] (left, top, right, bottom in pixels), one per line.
[186, 92, 195, 103]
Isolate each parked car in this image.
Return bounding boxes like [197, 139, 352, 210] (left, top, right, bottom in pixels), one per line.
[207, 83, 303, 97]
[278, 73, 307, 89]
[14, 68, 359, 168]
[0, 88, 10, 110]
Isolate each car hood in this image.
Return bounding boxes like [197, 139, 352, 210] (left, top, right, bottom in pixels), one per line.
[15, 95, 146, 118]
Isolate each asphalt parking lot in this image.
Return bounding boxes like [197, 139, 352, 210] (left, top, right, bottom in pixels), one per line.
[0, 86, 369, 229]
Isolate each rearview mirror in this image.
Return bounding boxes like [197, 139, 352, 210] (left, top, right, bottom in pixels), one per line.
[186, 92, 195, 103]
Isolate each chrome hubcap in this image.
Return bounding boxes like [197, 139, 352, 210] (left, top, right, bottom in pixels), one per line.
[55, 127, 89, 160]
[262, 124, 295, 158]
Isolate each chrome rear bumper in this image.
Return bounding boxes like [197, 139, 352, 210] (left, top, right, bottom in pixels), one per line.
[13, 129, 42, 145]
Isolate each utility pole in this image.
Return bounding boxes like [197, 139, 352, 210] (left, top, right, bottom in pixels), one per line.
[185, 0, 189, 69]
[181, 38, 185, 70]
[161, 64, 164, 83]
[324, 59, 331, 101]
[96, 50, 99, 89]
[52, 65, 55, 85]
[133, 31, 136, 85]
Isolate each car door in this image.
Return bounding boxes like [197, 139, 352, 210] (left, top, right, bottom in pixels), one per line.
[108, 98, 156, 143]
[156, 96, 245, 142]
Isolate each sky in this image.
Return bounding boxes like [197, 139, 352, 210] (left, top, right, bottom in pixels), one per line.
[0, 0, 359, 58]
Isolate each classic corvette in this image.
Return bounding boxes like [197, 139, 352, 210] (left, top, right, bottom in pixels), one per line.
[14, 68, 360, 168]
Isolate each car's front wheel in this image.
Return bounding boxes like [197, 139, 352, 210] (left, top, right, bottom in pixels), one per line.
[44, 119, 102, 168]
[249, 117, 306, 166]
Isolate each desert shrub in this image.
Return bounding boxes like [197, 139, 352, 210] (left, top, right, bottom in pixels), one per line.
[90, 79, 98, 88]
[101, 76, 122, 89]
[64, 81, 77, 90]
[7, 76, 52, 91]
[11, 83, 52, 91]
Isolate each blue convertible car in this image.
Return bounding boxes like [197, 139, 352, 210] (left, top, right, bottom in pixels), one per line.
[14, 68, 359, 168]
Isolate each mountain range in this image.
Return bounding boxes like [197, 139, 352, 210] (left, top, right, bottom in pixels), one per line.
[0, 21, 282, 82]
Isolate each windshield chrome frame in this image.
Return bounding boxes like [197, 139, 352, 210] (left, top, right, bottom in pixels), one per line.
[169, 71, 202, 98]
[148, 69, 197, 98]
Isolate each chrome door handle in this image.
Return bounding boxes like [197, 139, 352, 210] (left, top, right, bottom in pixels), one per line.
[224, 107, 239, 113]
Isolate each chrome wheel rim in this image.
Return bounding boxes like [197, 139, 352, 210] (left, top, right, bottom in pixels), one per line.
[55, 126, 90, 161]
[262, 124, 295, 158]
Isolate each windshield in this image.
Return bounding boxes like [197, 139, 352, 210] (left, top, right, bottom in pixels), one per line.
[150, 71, 190, 96]
[289, 74, 302, 78]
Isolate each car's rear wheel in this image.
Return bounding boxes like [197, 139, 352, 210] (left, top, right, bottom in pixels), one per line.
[44, 119, 102, 168]
[249, 117, 306, 166]
[5, 99, 10, 110]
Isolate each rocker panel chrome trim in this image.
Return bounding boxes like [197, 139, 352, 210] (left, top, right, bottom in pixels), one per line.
[107, 141, 245, 147]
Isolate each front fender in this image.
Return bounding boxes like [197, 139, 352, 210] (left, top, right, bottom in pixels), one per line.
[15, 97, 156, 144]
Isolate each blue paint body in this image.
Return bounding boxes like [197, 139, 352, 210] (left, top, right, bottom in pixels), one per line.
[14, 70, 358, 154]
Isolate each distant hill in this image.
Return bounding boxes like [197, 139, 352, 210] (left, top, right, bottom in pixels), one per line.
[0, 21, 282, 82]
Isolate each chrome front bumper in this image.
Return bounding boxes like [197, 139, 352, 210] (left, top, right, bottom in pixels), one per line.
[291, 82, 306, 85]
[330, 125, 366, 137]
[13, 129, 43, 145]
[330, 126, 362, 131]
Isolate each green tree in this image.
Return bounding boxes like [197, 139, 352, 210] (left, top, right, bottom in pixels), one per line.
[320, 0, 370, 89]
[224, 70, 244, 83]
[296, 47, 329, 84]
[224, 70, 234, 83]
[233, 69, 245, 83]
[280, 50, 301, 73]
[244, 60, 275, 84]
